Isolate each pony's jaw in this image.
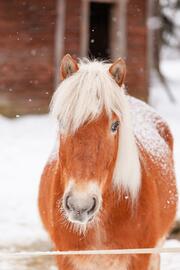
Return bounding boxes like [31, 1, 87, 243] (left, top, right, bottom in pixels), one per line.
[61, 180, 102, 228]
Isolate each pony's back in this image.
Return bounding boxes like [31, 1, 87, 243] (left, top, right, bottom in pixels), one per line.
[129, 96, 173, 152]
[130, 96, 177, 237]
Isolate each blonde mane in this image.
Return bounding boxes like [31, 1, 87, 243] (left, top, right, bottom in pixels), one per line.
[50, 59, 141, 200]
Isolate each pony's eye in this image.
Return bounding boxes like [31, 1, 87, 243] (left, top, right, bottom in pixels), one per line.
[111, 121, 120, 132]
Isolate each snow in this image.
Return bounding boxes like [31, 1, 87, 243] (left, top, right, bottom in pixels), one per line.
[130, 96, 170, 171]
[0, 59, 180, 268]
[162, 240, 180, 270]
[0, 115, 57, 247]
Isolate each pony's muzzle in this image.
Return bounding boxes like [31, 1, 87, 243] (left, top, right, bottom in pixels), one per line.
[63, 193, 99, 224]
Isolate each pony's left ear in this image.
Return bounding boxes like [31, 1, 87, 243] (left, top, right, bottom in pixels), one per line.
[109, 58, 126, 87]
[60, 54, 79, 80]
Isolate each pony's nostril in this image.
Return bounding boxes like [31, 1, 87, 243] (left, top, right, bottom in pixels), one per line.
[87, 197, 97, 215]
[65, 195, 73, 211]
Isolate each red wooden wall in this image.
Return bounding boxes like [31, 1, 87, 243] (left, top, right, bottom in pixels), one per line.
[0, 0, 148, 116]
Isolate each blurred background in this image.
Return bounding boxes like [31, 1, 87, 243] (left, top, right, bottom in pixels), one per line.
[1, 0, 179, 116]
[0, 0, 180, 269]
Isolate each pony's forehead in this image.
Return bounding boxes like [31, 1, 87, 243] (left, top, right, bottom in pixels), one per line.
[59, 110, 120, 135]
[78, 59, 110, 72]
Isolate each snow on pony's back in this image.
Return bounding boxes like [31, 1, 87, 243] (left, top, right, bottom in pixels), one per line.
[129, 97, 172, 172]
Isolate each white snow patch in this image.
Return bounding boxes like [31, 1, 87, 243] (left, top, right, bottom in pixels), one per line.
[0, 115, 57, 247]
[161, 240, 180, 270]
[129, 96, 170, 175]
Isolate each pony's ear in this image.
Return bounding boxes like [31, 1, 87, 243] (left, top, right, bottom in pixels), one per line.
[109, 58, 126, 86]
[60, 54, 79, 80]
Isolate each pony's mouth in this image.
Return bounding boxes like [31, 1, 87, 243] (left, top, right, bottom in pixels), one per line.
[62, 212, 98, 235]
[66, 212, 95, 225]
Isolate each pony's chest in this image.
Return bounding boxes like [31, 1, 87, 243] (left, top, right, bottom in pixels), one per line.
[70, 255, 129, 270]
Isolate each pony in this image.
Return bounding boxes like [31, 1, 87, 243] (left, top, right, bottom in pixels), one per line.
[39, 54, 177, 270]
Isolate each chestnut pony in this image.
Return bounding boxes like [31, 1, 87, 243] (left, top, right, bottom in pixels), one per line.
[39, 54, 177, 270]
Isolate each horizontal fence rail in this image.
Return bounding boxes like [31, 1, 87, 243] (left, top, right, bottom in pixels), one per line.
[1, 247, 180, 258]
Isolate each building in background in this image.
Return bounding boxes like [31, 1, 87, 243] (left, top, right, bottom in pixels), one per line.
[0, 0, 150, 116]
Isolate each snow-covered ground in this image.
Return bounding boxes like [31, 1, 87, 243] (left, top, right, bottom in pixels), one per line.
[0, 60, 179, 269]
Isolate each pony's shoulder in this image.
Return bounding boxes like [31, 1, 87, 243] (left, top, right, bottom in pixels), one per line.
[128, 96, 173, 160]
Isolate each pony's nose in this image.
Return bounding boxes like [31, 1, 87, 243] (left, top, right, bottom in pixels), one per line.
[64, 195, 98, 217]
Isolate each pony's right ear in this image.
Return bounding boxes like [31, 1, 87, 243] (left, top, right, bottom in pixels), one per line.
[60, 54, 79, 80]
[109, 58, 126, 87]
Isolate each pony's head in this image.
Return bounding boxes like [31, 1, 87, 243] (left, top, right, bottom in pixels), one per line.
[51, 54, 141, 231]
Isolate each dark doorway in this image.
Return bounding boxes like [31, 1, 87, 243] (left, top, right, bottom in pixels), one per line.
[89, 2, 112, 59]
